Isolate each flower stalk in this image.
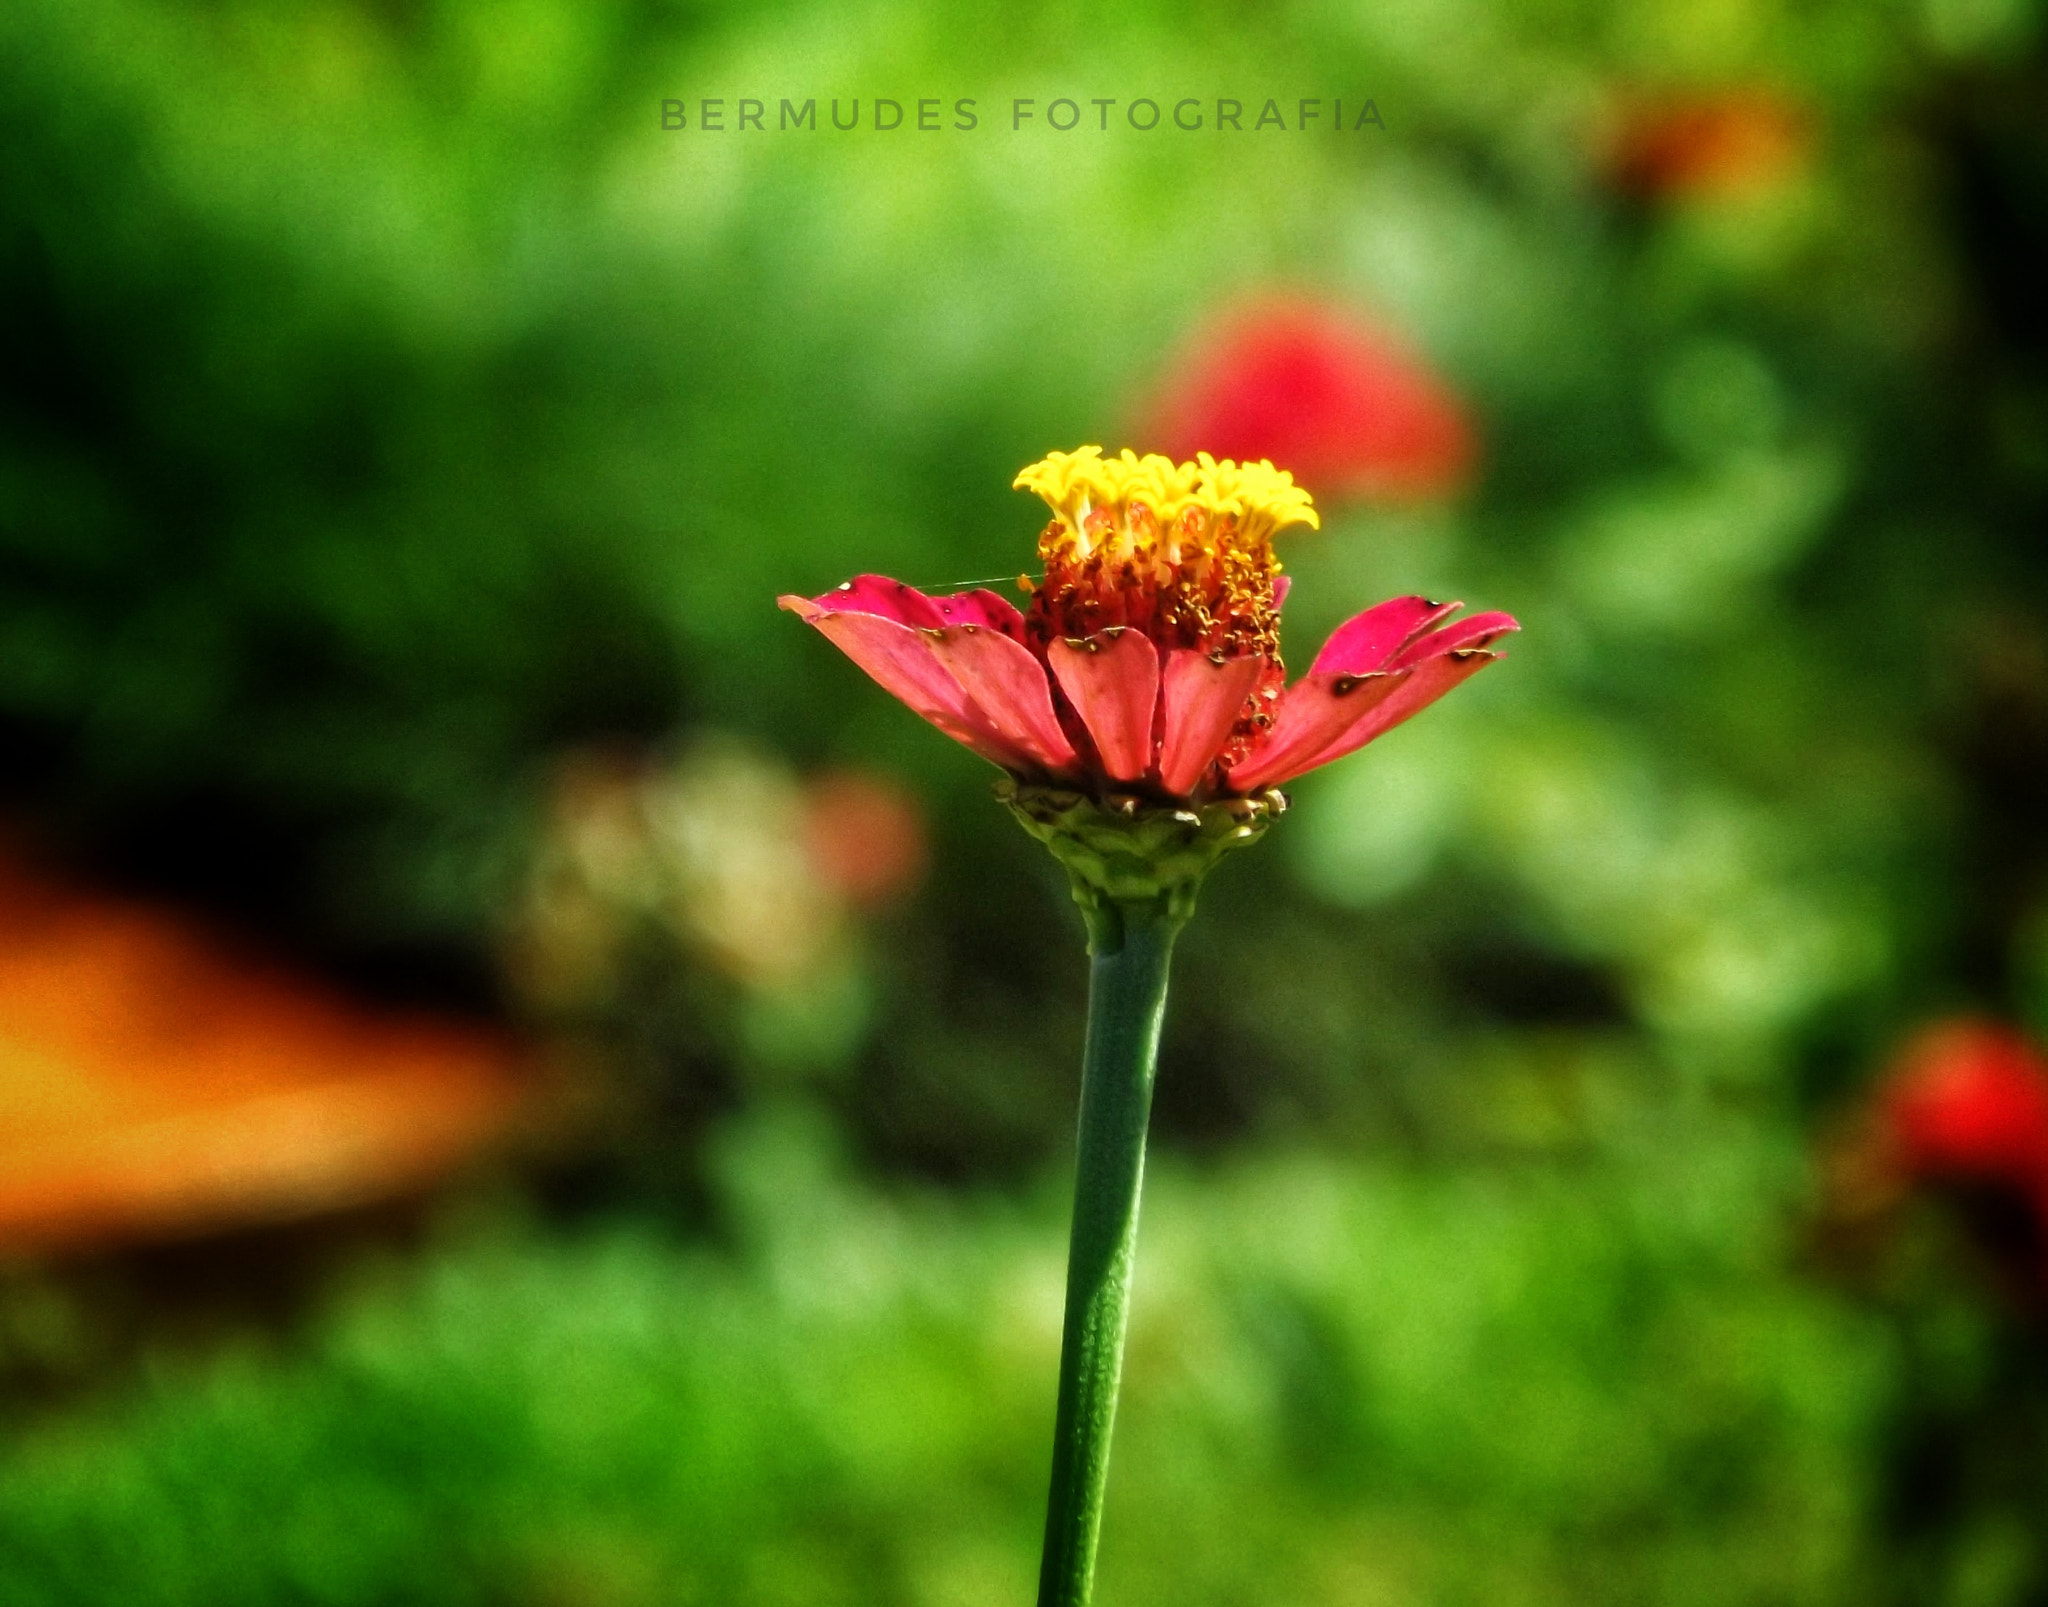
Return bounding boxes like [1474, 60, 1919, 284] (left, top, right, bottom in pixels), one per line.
[1006, 782, 1279, 1607]
[1037, 890, 1182, 1607]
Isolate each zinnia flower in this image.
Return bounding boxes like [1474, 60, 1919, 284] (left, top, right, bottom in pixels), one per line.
[779, 445, 1515, 806]
[781, 445, 1519, 1607]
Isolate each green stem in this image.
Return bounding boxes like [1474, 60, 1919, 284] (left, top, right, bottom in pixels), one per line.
[1036, 896, 1185, 1607]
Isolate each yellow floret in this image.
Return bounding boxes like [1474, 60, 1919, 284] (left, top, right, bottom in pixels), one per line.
[1013, 446, 1310, 669]
[1013, 446, 1320, 551]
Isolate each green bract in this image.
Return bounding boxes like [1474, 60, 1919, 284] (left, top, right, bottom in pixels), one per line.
[997, 778, 1287, 932]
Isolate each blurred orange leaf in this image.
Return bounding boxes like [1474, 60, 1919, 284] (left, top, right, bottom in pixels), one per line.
[0, 853, 529, 1255]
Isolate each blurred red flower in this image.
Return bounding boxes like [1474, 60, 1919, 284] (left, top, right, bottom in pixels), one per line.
[1141, 300, 1475, 502]
[1882, 1019, 2048, 1198]
[1604, 88, 1811, 201]
[1827, 1018, 2048, 1301]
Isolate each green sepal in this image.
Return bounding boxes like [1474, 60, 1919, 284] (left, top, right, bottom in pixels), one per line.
[996, 778, 1286, 947]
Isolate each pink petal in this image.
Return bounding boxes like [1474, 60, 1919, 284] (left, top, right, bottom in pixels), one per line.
[779, 599, 1032, 769]
[934, 588, 1029, 641]
[1225, 669, 1412, 791]
[800, 573, 948, 629]
[1047, 630, 1160, 784]
[1234, 649, 1503, 789]
[1390, 610, 1519, 668]
[1309, 596, 1464, 676]
[925, 626, 1078, 772]
[1158, 651, 1270, 797]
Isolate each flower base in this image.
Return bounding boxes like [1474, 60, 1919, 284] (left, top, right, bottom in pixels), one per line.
[996, 779, 1287, 937]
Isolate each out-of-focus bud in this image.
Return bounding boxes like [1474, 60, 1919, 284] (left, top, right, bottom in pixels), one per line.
[505, 748, 660, 1013]
[510, 738, 915, 1011]
[507, 737, 901, 1079]
[801, 768, 928, 911]
[1603, 88, 1811, 202]
[1141, 298, 1476, 503]
[643, 739, 847, 991]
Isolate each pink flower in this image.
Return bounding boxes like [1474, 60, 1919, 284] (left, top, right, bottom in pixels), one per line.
[1142, 300, 1475, 502]
[780, 447, 1515, 801]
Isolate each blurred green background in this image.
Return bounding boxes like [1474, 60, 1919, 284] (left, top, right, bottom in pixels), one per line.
[4, 0, 2048, 1600]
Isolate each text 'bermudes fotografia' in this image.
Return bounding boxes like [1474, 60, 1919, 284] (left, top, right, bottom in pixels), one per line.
[659, 96, 1386, 133]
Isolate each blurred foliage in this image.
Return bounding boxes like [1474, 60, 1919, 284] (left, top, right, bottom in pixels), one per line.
[4, 0, 2048, 1598]
[0, 1115, 1903, 1607]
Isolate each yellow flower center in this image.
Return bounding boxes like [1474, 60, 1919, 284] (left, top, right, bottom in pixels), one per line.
[1014, 446, 1318, 660]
